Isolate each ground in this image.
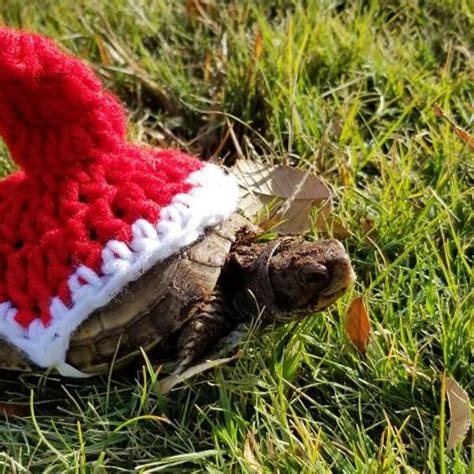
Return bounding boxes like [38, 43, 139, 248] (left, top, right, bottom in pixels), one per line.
[0, 1, 472, 472]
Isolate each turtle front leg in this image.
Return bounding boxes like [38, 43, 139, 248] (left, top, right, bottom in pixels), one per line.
[174, 290, 232, 374]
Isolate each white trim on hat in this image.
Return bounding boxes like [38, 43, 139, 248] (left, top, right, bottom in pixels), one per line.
[0, 164, 239, 373]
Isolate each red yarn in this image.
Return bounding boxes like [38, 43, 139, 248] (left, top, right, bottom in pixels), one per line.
[0, 28, 204, 328]
[0, 28, 126, 176]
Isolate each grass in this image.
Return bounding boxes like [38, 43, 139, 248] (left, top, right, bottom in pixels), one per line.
[0, 0, 472, 471]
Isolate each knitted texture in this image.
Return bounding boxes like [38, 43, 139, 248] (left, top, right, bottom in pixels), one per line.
[0, 27, 238, 372]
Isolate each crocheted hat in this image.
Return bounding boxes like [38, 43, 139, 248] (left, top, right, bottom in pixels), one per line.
[0, 27, 238, 374]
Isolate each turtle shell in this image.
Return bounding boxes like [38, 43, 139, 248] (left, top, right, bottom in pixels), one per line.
[0, 214, 247, 375]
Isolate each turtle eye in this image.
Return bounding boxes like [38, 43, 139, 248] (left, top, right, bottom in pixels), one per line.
[299, 264, 329, 290]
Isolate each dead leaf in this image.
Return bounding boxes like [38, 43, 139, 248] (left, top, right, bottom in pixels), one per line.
[203, 49, 212, 82]
[0, 402, 30, 417]
[243, 430, 263, 473]
[433, 105, 474, 150]
[265, 437, 277, 462]
[432, 105, 443, 118]
[233, 159, 331, 234]
[185, 0, 207, 19]
[360, 218, 375, 235]
[253, 31, 263, 62]
[154, 351, 243, 394]
[246, 30, 263, 89]
[345, 297, 371, 354]
[316, 214, 350, 240]
[94, 34, 112, 67]
[339, 163, 352, 187]
[446, 377, 472, 450]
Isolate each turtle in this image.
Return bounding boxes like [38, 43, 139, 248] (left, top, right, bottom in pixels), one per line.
[0, 213, 355, 376]
[0, 27, 356, 377]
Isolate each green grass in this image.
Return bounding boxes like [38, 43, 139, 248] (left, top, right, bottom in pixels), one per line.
[0, 0, 472, 471]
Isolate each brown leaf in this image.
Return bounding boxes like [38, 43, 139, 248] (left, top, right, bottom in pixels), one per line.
[246, 30, 263, 89]
[265, 437, 277, 462]
[446, 377, 472, 450]
[0, 403, 30, 417]
[453, 128, 474, 149]
[233, 159, 331, 234]
[339, 163, 353, 187]
[94, 34, 112, 67]
[360, 218, 375, 235]
[345, 297, 371, 354]
[316, 214, 351, 240]
[434, 105, 474, 150]
[203, 49, 212, 82]
[433, 105, 444, 118]
[253, 31, 263, 62]
[243, 430, 263, 473]
[185, 0, 206, 19]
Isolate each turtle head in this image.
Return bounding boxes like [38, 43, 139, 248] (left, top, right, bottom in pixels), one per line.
[228, 236, 356, 324]
[267, 238, 356, 322]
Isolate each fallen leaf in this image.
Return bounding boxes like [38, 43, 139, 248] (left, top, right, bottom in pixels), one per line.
[360, 218, 376, 235]
[203, 49, 212, 82]
[154, 351, 243, 394]
[185, 0, 206, 19]
[316, 214, 351, 240]
[94, 34, 112, 67]
[433, 105, 474, 150]
[243, 430, 263, 473]
[345, 297, 371, 354]
[0, 403, 30, 417]
[253, 30, 263, 62]
[432, 105, 444, 118]
[265, 437, 277, 462]
[339, 163, 353, 187]
[233, 159, 331, 234]
[446, 377, 472, 450]
[246, 30, 263, 89]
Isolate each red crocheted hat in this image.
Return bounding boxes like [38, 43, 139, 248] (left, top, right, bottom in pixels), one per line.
[0, 27, 238, 374]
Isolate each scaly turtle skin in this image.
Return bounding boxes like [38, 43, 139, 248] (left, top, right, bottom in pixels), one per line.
[0, 214, 355, 375]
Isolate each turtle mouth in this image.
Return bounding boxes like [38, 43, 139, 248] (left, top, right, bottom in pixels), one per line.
[313, 286, 350, 311]
[321, 262, 357, 296]
[273, 288, 348, 322]
[314, 262, 356, 310]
